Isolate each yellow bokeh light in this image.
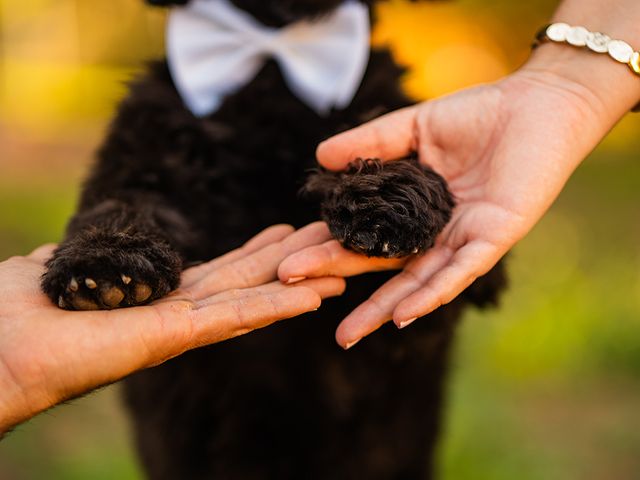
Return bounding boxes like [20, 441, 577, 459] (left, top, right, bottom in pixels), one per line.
[373, 0, 509, 99]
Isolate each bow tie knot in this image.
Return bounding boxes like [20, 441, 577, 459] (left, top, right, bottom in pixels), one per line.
[259, 34, 287, 55]
[167, 0, 371, 116]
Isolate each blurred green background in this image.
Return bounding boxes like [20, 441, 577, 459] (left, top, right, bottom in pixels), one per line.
[1, 0, 639, 478]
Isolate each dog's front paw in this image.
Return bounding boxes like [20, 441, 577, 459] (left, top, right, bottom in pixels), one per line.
[42, 229, 182, 310]
[304, 158, 455, 258]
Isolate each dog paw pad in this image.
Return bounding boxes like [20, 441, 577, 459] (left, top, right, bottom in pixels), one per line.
[71, 295, 100, 311]
[134, 283, 153, 303]
[101, 285, 125, 308]
[41, 231, 182, 311]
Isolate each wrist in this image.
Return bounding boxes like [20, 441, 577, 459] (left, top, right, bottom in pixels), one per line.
[521, 0, 640, 124]
[518, 42, 640, 128]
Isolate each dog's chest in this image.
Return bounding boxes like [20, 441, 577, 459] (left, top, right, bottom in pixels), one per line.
[148, 52, 409, 256]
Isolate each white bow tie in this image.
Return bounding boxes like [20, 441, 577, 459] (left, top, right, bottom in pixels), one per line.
[167, 0, 370, 117]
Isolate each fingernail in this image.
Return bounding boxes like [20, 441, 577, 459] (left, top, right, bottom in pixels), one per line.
[286, 276, 306, 284]
[398, 317, 418, 329]
[344, 339, 360, 350]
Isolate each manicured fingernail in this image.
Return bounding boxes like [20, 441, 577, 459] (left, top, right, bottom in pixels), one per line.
[398, 317, 418, 329]
[344, 339, 360, 350]
[286, 276, 306, 284]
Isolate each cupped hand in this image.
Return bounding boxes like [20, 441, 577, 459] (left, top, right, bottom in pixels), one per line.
[279, 64, 615, 349]
[0, 222, 344, 433]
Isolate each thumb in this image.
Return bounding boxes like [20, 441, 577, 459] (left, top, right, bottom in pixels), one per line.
[316, 105, 418, 171]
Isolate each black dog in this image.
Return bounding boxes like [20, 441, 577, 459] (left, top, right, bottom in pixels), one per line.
[42, 0, 506, 478]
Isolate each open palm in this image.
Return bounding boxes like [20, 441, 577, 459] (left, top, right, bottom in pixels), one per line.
[0, 223, 344, 432]
[279, 70, 606, 348]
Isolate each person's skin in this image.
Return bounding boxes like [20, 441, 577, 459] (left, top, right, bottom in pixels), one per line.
[0, 222, 345, 437]
[278, 0, 640, 349]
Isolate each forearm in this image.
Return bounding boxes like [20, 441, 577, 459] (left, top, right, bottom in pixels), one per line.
[520, 0, 640, 129]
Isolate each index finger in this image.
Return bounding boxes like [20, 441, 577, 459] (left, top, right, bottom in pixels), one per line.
[181, 224, 295, 288]
[316, 106, 418, 171]
[185, 222, 332, 299]
[278, 239, 405, 283]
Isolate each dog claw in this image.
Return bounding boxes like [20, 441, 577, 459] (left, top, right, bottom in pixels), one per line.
[121, 274, 132, 285]
[58, 295, 67, 308]
[72, 296, 99, 311]
[85, 278, 97, 289]
[101, 286, 125, 308]
[134, 283, 152, 303]
[69, 277, 79, 292]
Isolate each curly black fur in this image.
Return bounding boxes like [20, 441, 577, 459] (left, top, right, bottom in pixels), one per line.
[147, 0, 376, 27]
[42, 198, 184, 309]
[305, 157, 455, 258]
[41, 1, 507, 478]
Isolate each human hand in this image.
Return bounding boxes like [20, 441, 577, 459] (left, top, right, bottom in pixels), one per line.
[0, 222, 344, 434]
[279, 47, 637, 349]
